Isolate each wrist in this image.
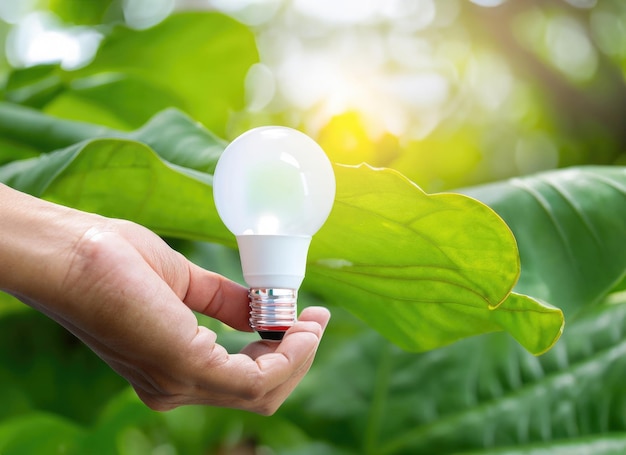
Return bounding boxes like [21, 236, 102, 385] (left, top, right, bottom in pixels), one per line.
[0, 184, 104, 303]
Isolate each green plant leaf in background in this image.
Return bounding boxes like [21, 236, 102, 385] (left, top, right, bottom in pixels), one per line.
[0, 102, 226, 173]
[462, 167, 626, 318]
[458, 434, 626, 455]
[1, 5, 625, 455]
[3, 64, 66, 109]
[284, 290, 626, 455]
[50, 12, 258, 134]
[48, 0, 120, 25]
[2, 12, 258, 134]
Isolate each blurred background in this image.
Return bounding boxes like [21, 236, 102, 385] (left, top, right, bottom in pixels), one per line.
[1, 0, 625, 192]
[1, 1, 625, 454]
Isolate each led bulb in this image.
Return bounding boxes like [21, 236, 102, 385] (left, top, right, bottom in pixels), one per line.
[213, 126, 335, 340]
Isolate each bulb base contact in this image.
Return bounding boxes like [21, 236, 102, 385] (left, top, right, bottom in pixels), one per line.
[249, 288, 297, 340]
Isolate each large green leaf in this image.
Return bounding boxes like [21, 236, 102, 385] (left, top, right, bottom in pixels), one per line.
[308, 164, 562, 354]
[0, 135, 560, 354]
[284, 292, 626, 454]
[0, 108, 564, 354]
[461, 167, 626, 317]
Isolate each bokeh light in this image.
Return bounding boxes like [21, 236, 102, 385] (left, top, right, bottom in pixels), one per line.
[123, 0, 175, 30]
[5, 11, 102, 70]
[2, 0, 625, 191]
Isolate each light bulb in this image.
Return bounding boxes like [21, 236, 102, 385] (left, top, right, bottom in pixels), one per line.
[213, 126, 336, 340]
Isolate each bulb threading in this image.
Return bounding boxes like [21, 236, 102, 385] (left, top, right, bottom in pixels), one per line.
[249, 288, 297, 340]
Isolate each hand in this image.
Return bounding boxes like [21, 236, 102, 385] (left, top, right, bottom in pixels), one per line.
[0, 185, 330, 414]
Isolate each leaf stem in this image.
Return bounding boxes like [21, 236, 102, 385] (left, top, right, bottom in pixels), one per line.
[364, 341, 393, 455]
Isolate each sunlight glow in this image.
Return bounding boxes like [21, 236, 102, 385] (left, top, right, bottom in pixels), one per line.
[6, 12, 102, 70]
[590, 9, 626, 59]
[250, 7, 455, 143]
[245, 63, 276, 112]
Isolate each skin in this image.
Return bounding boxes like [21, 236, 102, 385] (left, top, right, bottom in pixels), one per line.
[0, 183, 330, 415]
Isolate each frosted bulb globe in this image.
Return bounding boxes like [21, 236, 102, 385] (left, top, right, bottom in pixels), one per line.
[213, 126, 335, 339]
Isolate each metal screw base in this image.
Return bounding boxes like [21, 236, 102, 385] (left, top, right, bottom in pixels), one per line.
[249, 288, 297, 340]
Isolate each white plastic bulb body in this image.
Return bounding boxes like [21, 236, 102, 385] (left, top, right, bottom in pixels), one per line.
[213, 126, 335, 340]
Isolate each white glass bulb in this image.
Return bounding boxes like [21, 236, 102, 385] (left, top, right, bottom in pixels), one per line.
[213, 126, 335, 339]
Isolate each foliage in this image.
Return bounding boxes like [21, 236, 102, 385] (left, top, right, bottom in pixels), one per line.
[0, 102, 566, 354]
[0, 5, 625, 455]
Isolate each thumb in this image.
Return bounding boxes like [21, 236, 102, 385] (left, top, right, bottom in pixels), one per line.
[182, 261, 252, 332]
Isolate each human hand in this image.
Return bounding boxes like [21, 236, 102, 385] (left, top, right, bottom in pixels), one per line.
[0, 185, 330, 415]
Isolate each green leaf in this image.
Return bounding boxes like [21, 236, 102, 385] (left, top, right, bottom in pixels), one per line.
[128, 108, 227, 174]
[457, 434, 626, 455]
[0, 106, 564, 354]
[2, 12, 257, 133]
[286, 291, 626, 455]
[0, 137, 231, 244]
[3, 65, 66, 108]
[0, 137, 39, 166]
[0, 102, 226, 171]
[308, 164, 563, 354]
[486, 292, 563, 356]
[461, 166, 626, 317]
[48, 0, 120, 25]
[63, 12, 259, 134]
[0, 102, 111, 153]
[45, 73, 185, 130]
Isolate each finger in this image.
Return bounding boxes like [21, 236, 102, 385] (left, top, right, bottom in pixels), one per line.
[198, 307, 329, 399]
[240, 306, 331, 359]
[292, 306, 331, 330]
[183, 262, 252, 331]
[269, 306, 330, 373]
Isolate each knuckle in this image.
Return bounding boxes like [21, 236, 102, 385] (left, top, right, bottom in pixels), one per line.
[240, 376, 267, 402]
[67, 222, 125, 270]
